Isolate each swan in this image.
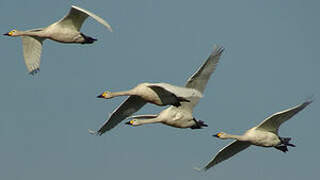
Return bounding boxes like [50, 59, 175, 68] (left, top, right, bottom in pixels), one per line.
[198, 100, 312, 171]
[3, 5, 112, 75]
[96, 82, 202, 107]
[89, 45, 224, 135]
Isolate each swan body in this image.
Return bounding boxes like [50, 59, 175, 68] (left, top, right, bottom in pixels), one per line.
[90, 45, 224, 135]
[4, 5, 112, 74]
[127, 105, 197, 129]
[199, 100, 312, 171]
[97, 82, 202, 107]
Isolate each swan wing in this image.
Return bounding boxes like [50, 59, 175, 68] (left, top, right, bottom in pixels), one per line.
[56, 5, 112, 32]
[21, 36, 45, 75]
[181, 45, 224, 110]
[256, 100, 312, 134]
[202, 140, 250, 171]
[90, 96, 146, 135]
[150, 83, 202, 98]
[147, 83, 202, 106]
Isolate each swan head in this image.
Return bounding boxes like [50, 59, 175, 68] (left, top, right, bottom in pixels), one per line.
[97, 91, 112, 99]
[3, 29, 18, 36]
[213, 132, 228, 139]
[125, 119, 141, 126]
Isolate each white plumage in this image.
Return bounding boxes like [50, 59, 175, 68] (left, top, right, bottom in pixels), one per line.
[4, 5, 112, 74]
[199, 100, 312, 171]
[90, 45, 224, 135]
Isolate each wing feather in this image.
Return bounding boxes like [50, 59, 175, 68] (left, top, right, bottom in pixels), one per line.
[203, 140, 250, 171]
[57, 5, 112, 32]
[21, 36, 45, 74]
[256, 100, 312, 133]
[91, 96, 146, 135]
[181, 45, 224, 111]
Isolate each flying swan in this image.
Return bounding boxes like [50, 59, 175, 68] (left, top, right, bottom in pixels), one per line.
[4, 5, 112, 74]
[197, 100, 312, 171]
[89, 45, 224, 135]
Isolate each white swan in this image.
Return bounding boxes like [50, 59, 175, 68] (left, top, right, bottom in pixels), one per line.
[4, 5, 112, 74]
[97, 82, 202, 107]
[198, 100, 312, 171]
[89, 45, 224, 135]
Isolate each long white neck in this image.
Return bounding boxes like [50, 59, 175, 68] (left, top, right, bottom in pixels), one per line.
[15, 30, 45, 37]
[221, 133, 247, 141]
[135, 118, 163, 126]
[110, 90, 134, 97]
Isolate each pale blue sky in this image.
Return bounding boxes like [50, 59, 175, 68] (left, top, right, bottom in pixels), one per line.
[0, 0, 319, 179]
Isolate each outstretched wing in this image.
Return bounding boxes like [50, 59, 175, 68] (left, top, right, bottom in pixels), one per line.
[202, 140, 250, 171]
[21, 36, 45, 75]
[256, 100, 312, 134]
[56, 5, 112, 32]
[181, 45, 224, 111]
[90, 96, 146, 135]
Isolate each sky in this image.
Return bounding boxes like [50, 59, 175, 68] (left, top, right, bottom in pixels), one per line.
[0, 0, 319, 179]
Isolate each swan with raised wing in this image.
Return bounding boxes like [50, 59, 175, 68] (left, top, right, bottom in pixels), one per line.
[198, 100, 312, 171]
[89, 45, 224, 135]
[4, 5, 112, 74]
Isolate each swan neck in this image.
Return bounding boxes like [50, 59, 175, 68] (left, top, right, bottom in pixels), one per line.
[111, 90, 134, 97]
[19, 31, 39, 36]
[222, 134, 245, 141]
[136, 118, 162, 125]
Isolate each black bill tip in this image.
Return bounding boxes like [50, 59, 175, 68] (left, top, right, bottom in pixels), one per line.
[97, 94, 104, 98]
[212, 134, 219, 138]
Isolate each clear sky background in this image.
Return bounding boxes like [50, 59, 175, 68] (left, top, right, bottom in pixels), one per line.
[0, 0, 319, 179]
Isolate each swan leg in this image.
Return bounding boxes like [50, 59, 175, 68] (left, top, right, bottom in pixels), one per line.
[275, 137, 296, 153]
[80, 33, 97, 44]
[190, 118, 208, 129]
[279, 137, 296, 147]
[177, 97, 190, 103]
[172, 101, 181, 107]
[172, 97, 190, 107]
[274, 145, 288, 153]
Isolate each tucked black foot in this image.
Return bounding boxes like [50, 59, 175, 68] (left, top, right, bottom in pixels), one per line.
[279, 137, 296, 147]
[80, 33, 97, 44]
[172, 101, 182, 107]
[29, 68, 40, 75]
[275, 145, 288, 153]
[172, 97, 190, 107]
[177, 97, 190, 103]
[190, 118, 208, 129]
